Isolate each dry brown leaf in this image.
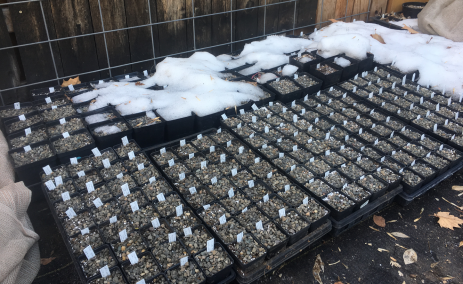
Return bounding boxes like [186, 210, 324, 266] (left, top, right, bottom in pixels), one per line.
[328, 260, 340, 266]
[369, 226, 379, 232]
[135, 82, 145, 86]
[434, 212, 463, 230]
[398, 271, 403, 277]
[377, 248, 388, 252]
[395, 244, 407, 250]
[414, 217, 421, 222]
[390, 260, 401, 268]
[459, 241, 463, 247]
[403, 249, 417, 265]
[312, 254, 324, 284]
[387, 220, 397, 223]
[61, 76, 81, 87]
[442, 198, 463, 210]
[442, 276, 454, 280]
[402, 24, 419, 34]
[390, 257, 397, 261]
[371, 33, 385, 44]
[373, 215, 386, 227]
[452, 185, 463, 191]
[40, 257, 56, 265]
[334, 282, 343, 284]
[390, 232, 410, 238]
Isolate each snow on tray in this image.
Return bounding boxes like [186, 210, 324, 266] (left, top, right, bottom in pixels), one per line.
[334, 57, 351, 67]
[308, 21, 463, 97]
[94, 125, 121, 135]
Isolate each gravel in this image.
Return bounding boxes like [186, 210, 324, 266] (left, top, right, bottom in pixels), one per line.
[10, 127, 48, 149]
[358, 175, 386, 193]
[132, 165, 161, 185]
[7, 114, 43, 133]
[63, 211, 95, 237]
[111, 231, 147, 262]
[142, 222, 171, 248]
[166, 259, 205, 284]
[11, 144, 54, 167]
[79, 248, 116, 278]
[91, 149, 118, 168]
[297, 199, 329, 222]
[47, 118, 85, 137]
[195, 246, 232, 276]
[322, 192, 355, 212]
[153, 241, 188, 270]
[304, 179, 333, 197]
[53, 132, 93, 154]
[341, 183, 370, 202]
[42, 105, 77, 122]
[123, 254, 160, 284]
[92, 199, 122, 224]
[227, 234, 266, 264]
[274, 210, 309, 235]
[180, 226, 211, 254]
[107, 175, 137, 196]
[100, 162, 128, 181]
[69, 227, 103, 256]
[402, 170, 423, 187]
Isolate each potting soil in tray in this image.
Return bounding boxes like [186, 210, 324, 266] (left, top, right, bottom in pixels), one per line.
[341, 183, 370, 202]
[339, 162, 365, 180]
[402, 169, 423, 187]
[153, 241, 188, 270]
[269, 79, 301, 94]
[54, 195, 85, 218]
[67, 157, 93, 176]
[274, 210, 308, 235]
[180, 226, 211, 254]
[82, 185, 112, 208]
[324, 171, 348, 189]
[118, 190, 147, 213]
[7, 114, 43, 133]
[296, 199, 329, 223]
[53, 132, 93, 154]
[115, 142, 141, 158]
[322, 192, 355, 212]
[0, 105, 35, 118]
[123, 254, 160, 283]
[256, 196, 288, 218]
[124, 153, 151, 172]
[47, 118, 85, 137]
[79, 248, 117, 278]
[11, 144, 54, 167]
[69, 227, 103, 256]
[437, 147, 462, 162]
[127, 115, 162, 129]
[213, 219, 246, 244]
[168, 209, 201, 233]
[227, 234, 266, 264]
[111, 230, 147, 262]
[166, 260, 206, 284]
[89, 268, 125, 284]
[47, 179, 78, 202]
[250, 221, 287, 249]
[10, 128, 48, 149]
[289, 166, 314, 184]
[100, 162, 128, 181]
[41, 164, 69, 181]
[156, 194, 184, 217]
[184, 189, 215, 209]
[142, 223, 171, 248]
[242, 183, 271, 203]
[305, 158, 331, 176]
[42, 105, 77, 122]
[63, 211, 95, 236]
[92, 122, 129, 137]
[195, 246, 232, 276]
[277, 185, 309, 207]
[91, 150, 118, 167]
[92, 199, 122, 224]
[358, 175, 386, 193]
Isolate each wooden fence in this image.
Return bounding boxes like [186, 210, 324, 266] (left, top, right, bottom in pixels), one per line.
[0, 0, 387, 105]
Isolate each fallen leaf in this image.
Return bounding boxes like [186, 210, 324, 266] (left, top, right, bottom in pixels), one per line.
[61, 76, 81, 87]
[328, 260, 340, 266]
[402, 24, 419, 34]
[459, 241, 463, 247]
[403, 249, 417, 265]
[373, 215, 386, 227]
[342, 263, 348, 269]
[430, 262, 439, 268]
[420, 208, 424, 214]
[40, 257, 56, 265]
[434, 212, 463, 230]
[387, 232, 397, 240]
[452, 185, 463, 191]
[396, 244, 407, 250]
[390, 260, 401, 268]
[442, 198, 463, 210]
[334, 282, 343, 284]
[135, 82, 145, 86]
[369, 226, 379, 232]
[371, 33, 385, 44]
[390, 257, 397, 261]
[414, 217, 421, 222]
[398, 271, 403, 276]
[387, 220, 397, 223]
[312, 254, 324, 284]
[195, 96, 201, 101]
[377, 248, 389, 252]
[398, 213, 403, 219]
[442, 276, 455, 280]
[390, 232, 410, 238]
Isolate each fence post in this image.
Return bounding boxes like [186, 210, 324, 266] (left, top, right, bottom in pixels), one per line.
[39, 1, 60, 85]
[97, 0, 112, 77]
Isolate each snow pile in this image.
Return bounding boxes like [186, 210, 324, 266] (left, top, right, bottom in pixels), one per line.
[391, 19, 421, 33]
[334, 57, 351, 67]
[94, 125, 121, 135]
[257, 73, 278, 83]
[85, 113, 112, 125]
[308, 21, 463, 96]
[282, 64, 299, 76]
[146, 110, 156, 119]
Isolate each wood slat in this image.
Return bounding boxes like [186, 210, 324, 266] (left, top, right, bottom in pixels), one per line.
[278, 0, 295, 33]
[211, 0, 233, 55]
[156, 0, 189, 58]
[186, 0, 212, 53]
[7, 0, 63, 88]
[233, 0, 259, 52]
[88, 0, 132, 77]
[295, 0, 318, 35]
[370, 0, 388, 17]
[48, 0, 100, 82]
[124, 0, 157, 72]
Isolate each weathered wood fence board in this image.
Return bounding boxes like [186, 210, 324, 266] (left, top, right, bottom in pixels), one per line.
[0, 0, 387, 103]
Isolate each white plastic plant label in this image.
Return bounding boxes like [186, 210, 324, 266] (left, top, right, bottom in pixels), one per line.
[219, 214, 226, 225]
[93, 198, 103, 208]
[66, 207, 76, 219]
[157, 193, 165, 202]
[77, 171, 85, 178]
[189, 187, 197, 195]
[103, 159, 111, 168]
[231, 168, 237, 176]
[203, 204, 211, 210]
[128, 151, 135, 160]
[325, 132, 330, 140]
[117, 173, 123, 179]
[110, 216, 117, 224]
[209, 146, 215, 153]
[86, 181, 95, 193]
[227, 140, 232, 147]
[240, 109, 245, 115]
[24, 127, 32, 137]
[137, 163, 144, 171]
[248, 180, 254, 188]
[207, 238, 215, 252]
[160, 147, 166, 155]
[151, 218, 160, 228]
[122, 136, 129, 146]
[263, 194, 269, 203]
[61, 191, 70, 202]
[23, 145, 31, 152]
[211, 176, 217, 184]
[92, 148, 102, 157]
[13, 102, 21, 110]
[131, 201, 139, 212]
[303, 197, 309, 205]
[434, 124, 438, 132]
[279, 152, 284, 158]
[122, 183, 131, 196]
[221, 114, 228, 120]
[128, 251, 139, 265]
[143, 70, 149, 76]
[168, 159, 175, 167]
[80, 228, 90, 236]
[228, 188, 234, 198]
[54, 175, 63, 186]
[279, 208, 286, 218]
[239, 146, 244, 154]
[282, 107, 287, 113]
[83, 245, 95, 260]
[325, 171, 330, 178]
[197, 134, 203, 140]
[168, 232, 176, 243]
[200, 161, 207, 169]
[18, 114, 26, 121]
[252, 103, 258, 111]
[439, 144, 444, 151]
[176, 204, 183, 216]
[254, 157, 260, 164]
[267, 172, 272, 179]
[70, 157, 78, 165]
[285, 184, 290, 191]
[293, 115, 298, 123]
[217, 128, 222, 134]
[62, 132, 70, 139]
[219, 154, 226, 163]
[242, 207, 248, 213]
[325, 150, 330, 156]
[183, 226, 192, 237]
[45, 180, 55, 191]
[180, 139, 186, 147]
[252, 116, 257, 123]
[100, 265, 110, 278]
[237, 232, 244, 243]
[180, 256, 188, 267]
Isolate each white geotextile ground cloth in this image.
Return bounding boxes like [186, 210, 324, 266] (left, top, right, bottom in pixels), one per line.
[0, 131, 40, 284]
[418, 0, 463, 42]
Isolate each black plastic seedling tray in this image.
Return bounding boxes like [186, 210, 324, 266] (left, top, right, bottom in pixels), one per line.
[395, 159, 463, 206]
[264, 76, 304, 104]
[357, 53, 375, 73]
[50, 128, 96, 164]
[88, 118, 133, 150]
[160, 112, 196, 141]
[330, 185, 403, 236]
[289, 51, 324, 73]
[194, 242, 234, 284]
[124, 111, 166, 148]
[309, 62, 343, 89]
[234, 220, 331, 284]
